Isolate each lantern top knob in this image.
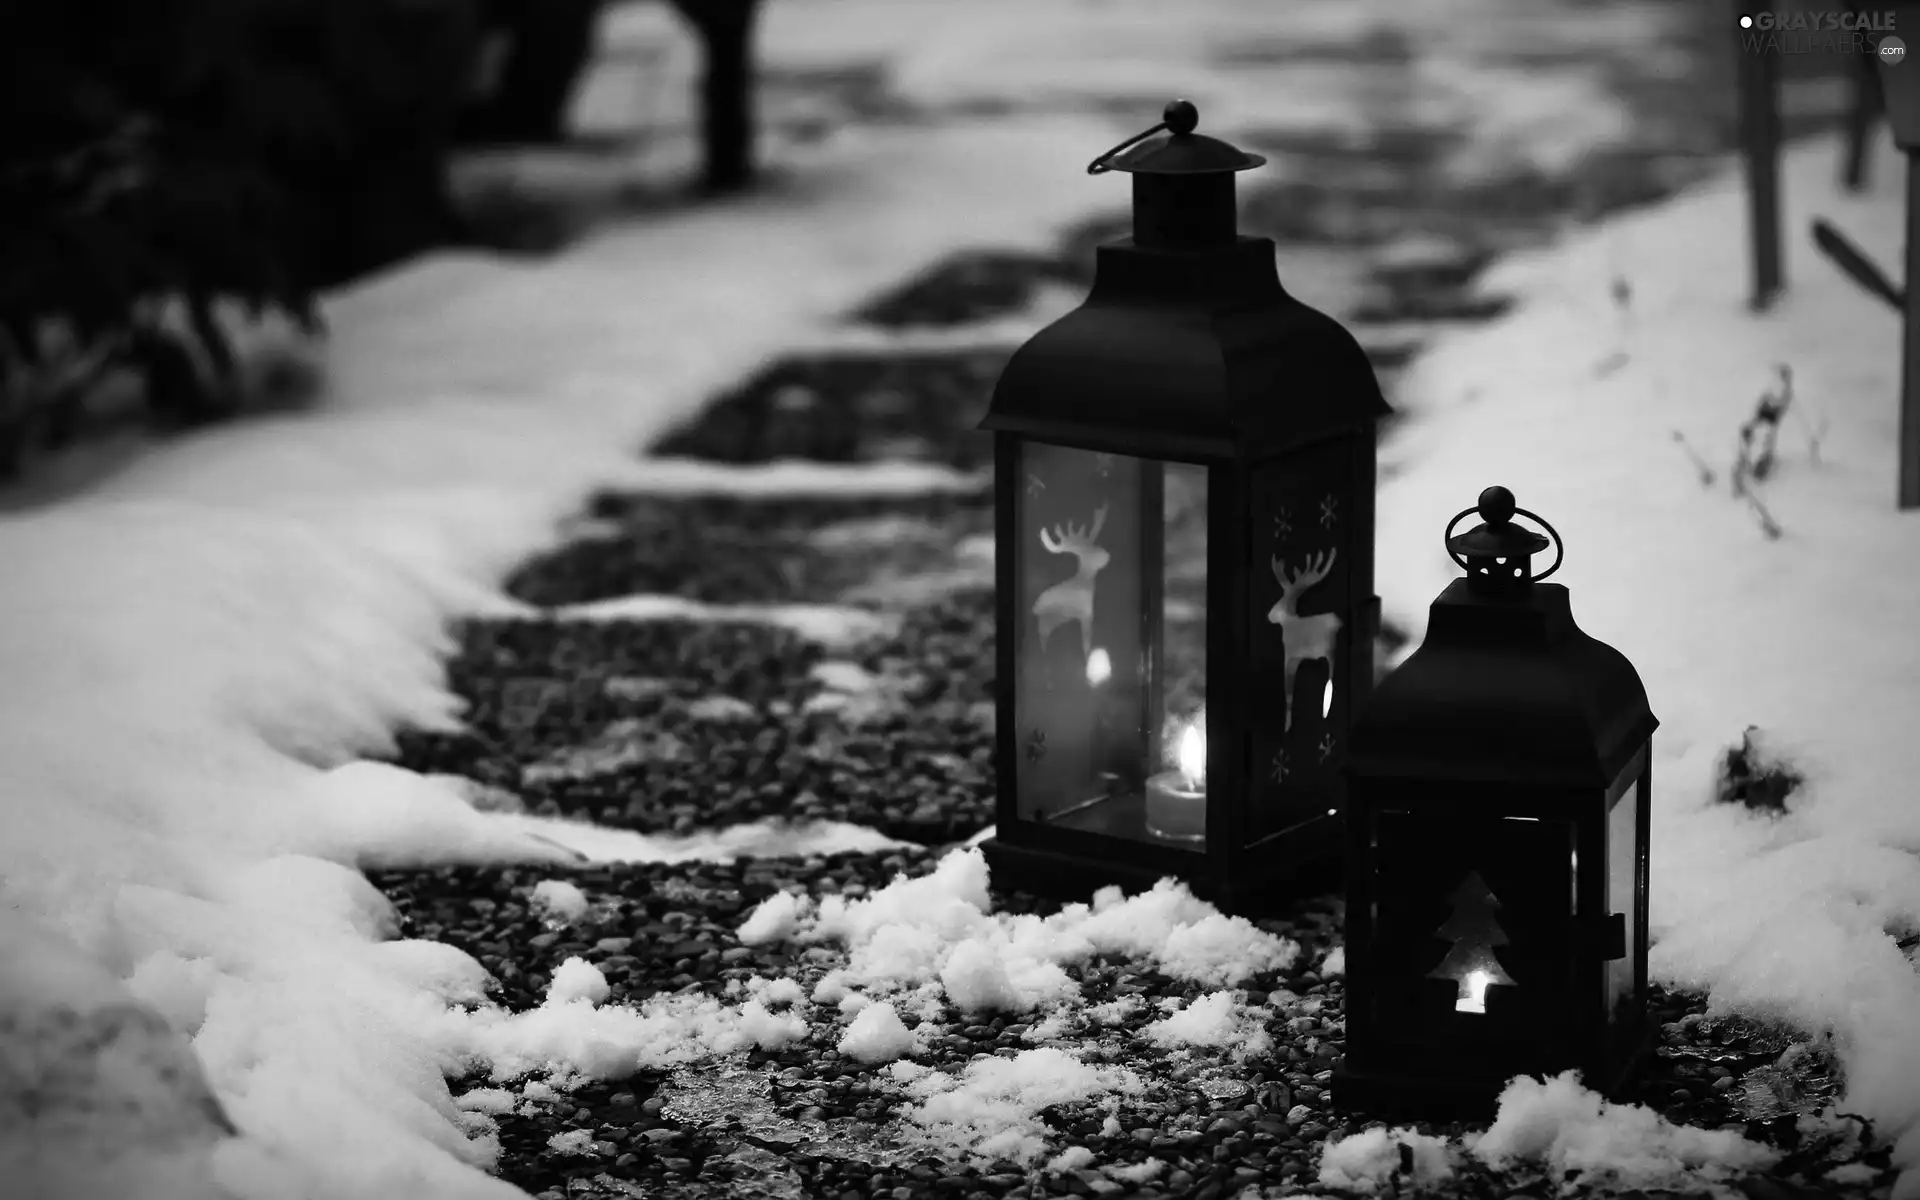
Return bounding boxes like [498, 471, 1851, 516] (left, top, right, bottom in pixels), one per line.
[1444, 485, 1564, 585]
[1086, 98, 1267, 176]
[1162, 99, 1199, 135]
[1475, 485, 1517, 526]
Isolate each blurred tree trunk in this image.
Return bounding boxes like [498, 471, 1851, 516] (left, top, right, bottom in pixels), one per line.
[669, 0, 762, 194]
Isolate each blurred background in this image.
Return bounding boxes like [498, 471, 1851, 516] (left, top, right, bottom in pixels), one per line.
[0, 0, 1868, 485]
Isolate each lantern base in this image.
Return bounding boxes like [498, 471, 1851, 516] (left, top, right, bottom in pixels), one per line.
[1328, 1060, 1509, 1123]
[977, 831, 1342, 918]
[1330, 1026, 1654, 1122]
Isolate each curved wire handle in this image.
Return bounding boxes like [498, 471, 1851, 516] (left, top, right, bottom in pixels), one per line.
[1442, 505, 1565, 582]
[1088, 119, 1171, 175]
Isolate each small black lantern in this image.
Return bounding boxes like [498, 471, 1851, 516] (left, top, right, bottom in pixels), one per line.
[1333, 487, 1658, 1118]
[976, 99, 1392, 914]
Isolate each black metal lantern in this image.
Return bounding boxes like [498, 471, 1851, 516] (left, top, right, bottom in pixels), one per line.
[1333, 486, 1658, 1118]
[975, 99, 1392, 915]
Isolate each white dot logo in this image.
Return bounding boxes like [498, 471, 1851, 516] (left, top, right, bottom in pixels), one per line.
[1883, 35, 1908, 64]
[1739, 14, 1754, 27]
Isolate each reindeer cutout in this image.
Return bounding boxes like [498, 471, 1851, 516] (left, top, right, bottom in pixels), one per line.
[1033, 503, 1110, 667]
[1268, 548, 1342, 734]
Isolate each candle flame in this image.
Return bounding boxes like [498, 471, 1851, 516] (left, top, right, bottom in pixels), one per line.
[1177, 722, 1206, 789]
[1085, 648, 1112, 686]
[1456, 969, 1493, 1014]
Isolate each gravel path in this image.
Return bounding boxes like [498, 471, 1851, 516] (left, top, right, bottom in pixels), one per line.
[367, 7, 1903, 1198]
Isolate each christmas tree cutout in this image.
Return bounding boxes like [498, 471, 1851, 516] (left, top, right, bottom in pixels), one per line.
[1426, 871, 1518, 1014]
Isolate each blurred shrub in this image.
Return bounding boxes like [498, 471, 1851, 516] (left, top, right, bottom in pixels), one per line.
[0, 0, 482, 475]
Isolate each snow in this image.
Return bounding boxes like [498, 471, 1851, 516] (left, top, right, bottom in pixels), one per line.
[544, 958, 612, 1007]
[737, 889, 811, 947]
[1109, 1157, 1166, 1183]
[453, 1089, 516, 1115]
[900, 1046, 1145, 1166]
[528, 880, 590, 925]
[1317, 1124, 1456, 1193]
[1470, 1072, 1781, 1188]
[737, 848, 1300, 1007]
[1376, 131, 1920, 1195]
[836, 999, 920, 1065]
[543, 1129, 596, 1157]
[1142, 991, 1274, 1058]
[543, 596, 902, 648]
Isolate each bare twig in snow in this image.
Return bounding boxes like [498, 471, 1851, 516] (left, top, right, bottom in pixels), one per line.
[1744, 490, 1784, 540]
[1671, 430, 1717, 488]
[1733, 364, 1793, 495]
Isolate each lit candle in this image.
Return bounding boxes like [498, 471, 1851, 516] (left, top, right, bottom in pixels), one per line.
[1145, 719, 1206, 843]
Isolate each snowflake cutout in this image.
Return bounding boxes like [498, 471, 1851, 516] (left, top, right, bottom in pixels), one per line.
[1026, 473, 1047, 498]
[1025, 728, 1048, 764]
[1273, 506, 1293, 541]
[1269, 748, 1289, 784]
[1095, 453, 1115, 478]
[1319, 494, 1339, 529]
[1318, 733, 1336, 763]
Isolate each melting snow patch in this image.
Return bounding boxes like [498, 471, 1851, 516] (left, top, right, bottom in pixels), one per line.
[738, 890, 813, 946]
[1472, 1071, 1780, 1189]
[1319, 1125, 1457, 1192]
[529, 880, 590, 924]
[543, 597, 899, 649]
[737, 848, 1298, 1012]
[838, 999, 920, 1065]
[545, 1130, 599, 1157]
[454, 1089, 517, 1115]
[901, 1047, 1145, 1167]
[685, 694, 757, 722]
[545, 957, 611, 1007]
[1142, 991, 1273, 1057]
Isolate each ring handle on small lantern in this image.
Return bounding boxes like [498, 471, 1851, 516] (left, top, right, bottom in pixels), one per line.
[1087, 99, 1200, 174]
[1442, 503, 1566, 582]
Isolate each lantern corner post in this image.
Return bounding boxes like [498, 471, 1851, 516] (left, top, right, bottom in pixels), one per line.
[989, 432, 1024, 840]
[1204, 459, 1251, 893]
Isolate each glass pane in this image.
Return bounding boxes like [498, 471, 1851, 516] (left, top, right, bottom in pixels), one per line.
[1246, 440, 1356, 845]
[1012, 441, 1206, 851]
[1606, 770, 1644, 1021]
[1152, 462, 1208, 845]
[1368, 809, 1575, 1055]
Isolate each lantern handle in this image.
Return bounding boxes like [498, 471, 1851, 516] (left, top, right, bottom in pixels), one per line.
[1088, 101, 1201, 174]
[1088, 119, 1171, 174]
[1442, 505, 1565, 582]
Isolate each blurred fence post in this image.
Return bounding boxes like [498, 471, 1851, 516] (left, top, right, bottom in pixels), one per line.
[1880, 9, 1920, 508]
[1736, 0, 1784, 311]
[1843, 0, 1883, 190]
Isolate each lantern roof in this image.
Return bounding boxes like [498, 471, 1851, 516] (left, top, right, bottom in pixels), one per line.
[1446, 486, 1551, 562]
[980, 100, 1390, 460]
[1352, 491, 1657, 788]
[1097, 99, 1268, 176]
[978, 241, 1391, 459]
